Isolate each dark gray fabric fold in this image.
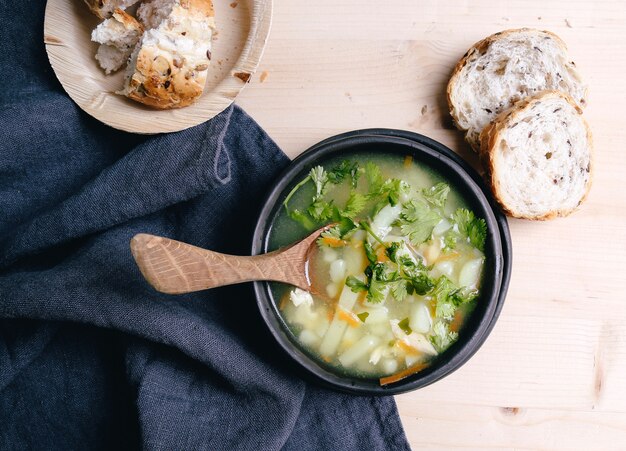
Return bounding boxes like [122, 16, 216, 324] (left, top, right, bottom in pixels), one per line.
[0, 2, 410, 450]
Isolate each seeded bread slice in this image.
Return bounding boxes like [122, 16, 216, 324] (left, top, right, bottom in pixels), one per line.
[119, 0, 216, 109]
[480, 91, 593, 220]
[91, 9, 143, 74]
[83, 0, 141, 19]
[448, 28, 587, 152]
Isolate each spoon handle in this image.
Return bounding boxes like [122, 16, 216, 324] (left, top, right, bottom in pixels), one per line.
[130, 233, 311, 294]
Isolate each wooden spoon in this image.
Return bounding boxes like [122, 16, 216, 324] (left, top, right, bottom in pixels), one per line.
[130, 227, 329, 294]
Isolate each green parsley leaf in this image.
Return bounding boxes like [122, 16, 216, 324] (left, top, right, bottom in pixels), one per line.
[432, 275, 458, 321]
[341, 191, 367, 218]
[346, 276, 368, 293]
[363, 242, 377, 265]
[365, 162, 384, 193]
[307, 199, 334, 221]
[398, 317, 412, 335]
[309, 166, 329, 199]
[380, 179, 409, 206]
[328, 160, 360, 188]
[390, 279, 409, 301]
[317, 225, 342, 247]
[430, 321, 458, 352]
[421, 182, 450, 208]
[399, 200, 441, 245]
[407, 272, 434, 295]
[452, 208, 487, 251]
[288, 209, 315, 229]
[357, 312, 369, 323]
[367, 278, 387, 303]
[442, 231, 457, 251]
[385, 242, 402, 263]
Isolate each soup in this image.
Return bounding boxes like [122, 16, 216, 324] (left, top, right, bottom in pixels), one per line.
[268, 154, 486, 385]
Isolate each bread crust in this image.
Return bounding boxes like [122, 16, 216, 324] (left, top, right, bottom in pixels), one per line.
[447, 28, 579, 152]
[123, 0, 216, 109]
[479, 90, 593, 220]
[110, 8, 143, 31]
[84, 0, 140, 19]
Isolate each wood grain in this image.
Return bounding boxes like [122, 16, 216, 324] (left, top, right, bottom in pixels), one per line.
[130, 230, 322, 293]
[235, 1, 626, 449]
[44, 0, 272, 134]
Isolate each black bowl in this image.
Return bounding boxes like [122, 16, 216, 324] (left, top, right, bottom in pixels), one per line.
[252, 129, 512, 395]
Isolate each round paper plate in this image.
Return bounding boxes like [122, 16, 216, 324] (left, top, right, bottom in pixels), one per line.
[44, 0, 272, 134]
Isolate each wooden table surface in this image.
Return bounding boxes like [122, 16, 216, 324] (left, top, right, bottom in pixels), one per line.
[236, 1, 626, 449]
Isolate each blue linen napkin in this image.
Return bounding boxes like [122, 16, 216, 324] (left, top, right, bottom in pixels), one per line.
[0, 2, 410, 450]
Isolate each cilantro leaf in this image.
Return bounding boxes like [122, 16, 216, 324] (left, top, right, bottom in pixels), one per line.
[288, 209, 315, 229]
[399, 200, 441, 245]
[346, 276, 368, 293]
[385, 242, 402, 263]
[421, 182, 450, 208]
[328, 160, 360, 188]
[390, 279, 408, 301]
[365, 162, 384, 193]
[452, 208, 487, 251]
[406, 272, 434, 295]
[432, 275, 458, 321]
[309, 166, 329, 199]
[307, 199, 334, 221]
[363, 242, 377, 265]
[443, 231, 457, 251]
[380, 179, 409, 206]
[341, 191, 367, 218]
[357, 312, 369, 322]
[367, 278, 387, 303]
[398, 317, 412, 335]
[430, 321, 458, 352]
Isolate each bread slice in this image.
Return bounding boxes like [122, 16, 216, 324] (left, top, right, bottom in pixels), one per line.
[119, 0, 216, 109]
[91, 9, 144, 75]
[480, 91, 592, 220]
[83, 0, 141, 19]
[448, 28, 587, 151]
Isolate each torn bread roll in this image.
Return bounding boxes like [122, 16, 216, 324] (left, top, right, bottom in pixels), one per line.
[119, 0, 216, 109]
[479, 91, 593, 220]
[91, 9, 144, 75]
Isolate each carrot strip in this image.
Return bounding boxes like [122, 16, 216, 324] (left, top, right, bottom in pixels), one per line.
[403, 155, 413, 168]
[396, 340, 420, 355]
[379, 362, 430, 386]
[337, 308, 361, 328]
[376, 246, 390, 263]
[435, 251, 460, 263]
[321, 236, 347, 248]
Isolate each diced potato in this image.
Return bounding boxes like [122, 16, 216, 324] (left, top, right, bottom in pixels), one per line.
[368, 323, 389, 336]
[433, 218, 452, 236]
[290, 288, 313, 307]
[321, 247, 338, 263]
[381, 358, 399, 375]
[343, 246, 366, 275]
[319, 285, 361, 357]
[314, 317, 330, 337]
[338, 335, 380, 367]
[433, 260, 454, 279]
[293, 303, 318, 327]
[326, 283, 339, 299]
[423, 240, 441, 265]
[409, 302, 432, 334]
[370, 204, 402, 240]
[459, 258, 484, 289]
[369, 345, 385, 365]
[363, 306, 389, 324]
[329, 259, 347, 283]
[405, 354, 420, 367]
[299, 330, 320, 347]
